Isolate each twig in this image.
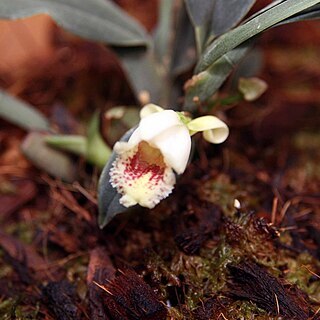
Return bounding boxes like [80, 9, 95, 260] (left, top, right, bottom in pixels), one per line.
[271, 197, 278, 225]
[274, 293, 280, 315]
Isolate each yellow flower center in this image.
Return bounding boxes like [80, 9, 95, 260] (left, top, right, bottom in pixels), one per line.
[136, 141, 166, 168]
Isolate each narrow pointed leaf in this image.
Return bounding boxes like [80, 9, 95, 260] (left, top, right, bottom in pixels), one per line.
[0, 0, 149, 47]
[46, 115, 112, 169]
[184, 42, 250, 111]
[45, 135, 87, 156]
[184, 0, 215, 27]
[184, 0, 215, 54]
[98, 127, 136, 229]
[276, 4, 320, 24]
[210, 0, 256, 37]
[230, 48, 263, 87]
[244, 1, 285, 21]
[0, 89, 49, 131]
[171, 5, 196, 76]
[154, 0, 174, 64]
[22, 132, 77, 182]
[247, 2, 320, 24]
[116, 48, 162, 104]
[197, 0, 320, 72]
[86, 112, 111, 168]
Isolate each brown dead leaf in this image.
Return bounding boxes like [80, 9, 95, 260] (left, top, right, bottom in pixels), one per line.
[0, 179, 37, 218]
[0, 229, 51, 280]
[87, 247, 115, 284]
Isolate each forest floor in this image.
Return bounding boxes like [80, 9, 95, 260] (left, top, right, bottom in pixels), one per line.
[0, 4, 320, 319]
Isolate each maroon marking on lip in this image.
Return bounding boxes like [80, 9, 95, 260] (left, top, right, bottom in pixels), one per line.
[125, 152, 165, 184]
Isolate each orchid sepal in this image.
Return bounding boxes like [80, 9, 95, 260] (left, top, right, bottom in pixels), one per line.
[186, 115, 229, 144]
[98, 127, 136, 229]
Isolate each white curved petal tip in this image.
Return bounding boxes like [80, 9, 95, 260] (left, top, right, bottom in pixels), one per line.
[140, 104, 164, 118]
[187, 116, 229, 144]
[202, 125, 229, 144]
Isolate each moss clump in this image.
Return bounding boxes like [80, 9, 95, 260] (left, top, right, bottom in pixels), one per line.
[0, 298, 39, 320]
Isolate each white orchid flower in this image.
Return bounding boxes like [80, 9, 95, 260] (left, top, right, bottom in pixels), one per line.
[110, 104, 229, 209]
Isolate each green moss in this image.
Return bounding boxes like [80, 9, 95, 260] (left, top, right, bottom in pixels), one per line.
[65, 255, 89, 300]
[201, 174, 245, 216]
[167, 307, 185, 320]
[147, 210, 283, 317]
[0, 298, 39, 320]
[5, 222, 34, 245]
[146, 203, 320, 319]
[225, 300, 276, 319]
[0, 179, 17, 195]
[284, 252, 320, 303]
[4, 210, 51, 245]
[0, 249, 13, 279]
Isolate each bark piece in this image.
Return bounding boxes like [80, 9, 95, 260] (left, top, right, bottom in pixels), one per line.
[96, 268, 167, 320]
[87, 247, 115, 320]
[174, 202, 222, 255]
[228, 261, 309, 319]
[42, 280, 81, 320]
[175, 226, 209, 255]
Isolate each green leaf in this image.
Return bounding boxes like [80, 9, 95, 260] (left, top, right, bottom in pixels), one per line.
[45, 114, 112, 169]
[245, 1, 286, 21]
[115, 48, 162, 104]
[171, 5, 196, 76]
[98, 127, 136, 229]
[86, 112, 111, 168]
[197, 0, 320, 72]
[277, 4, 320, 25]
[185, 0, 256, 55]
[184, 43, 250, 111]
[0, 0, 149, 47]
[154, 0, 174, 64]
[45, 135, 87, 156]
[185, 0, 215, 27]
[21, 132, 77, 182]
[185, 0, 215, 55]
[231, 48, 263, 82]
[0, 89, 49, 131]
[210, 0, 256, 37]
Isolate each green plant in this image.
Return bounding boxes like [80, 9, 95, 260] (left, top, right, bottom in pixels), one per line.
[0, 0, 319, 226]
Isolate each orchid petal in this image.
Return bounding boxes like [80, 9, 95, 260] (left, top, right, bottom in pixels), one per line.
[127, 127, 142, 146]
[187, 116, 229, 144]
[152, 125, 191, 174]
[202, 128, 229, 144]
[140, 104, 164, 118]
[139, 110, 182, 141]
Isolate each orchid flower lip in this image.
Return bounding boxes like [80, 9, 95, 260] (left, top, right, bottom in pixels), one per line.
[140, 103, 164, 118]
